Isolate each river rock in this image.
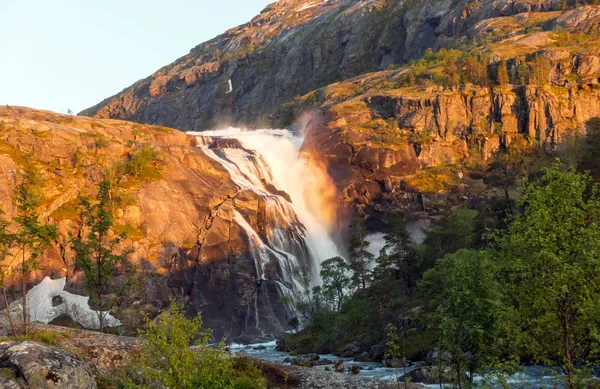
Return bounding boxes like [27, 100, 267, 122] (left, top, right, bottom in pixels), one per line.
[341, 342, 363, 358]
[355, 351, 372, 362]
[294, 354, 320, 363]
[398, 366, 461, 384]
[369, 344, 386, 361]
[0, 341, 97, 389]
[384, 357, 411, 368]
[275, 339, 291, 352]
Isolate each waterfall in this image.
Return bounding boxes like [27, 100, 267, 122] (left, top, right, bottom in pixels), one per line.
[189, 127, 340, 330]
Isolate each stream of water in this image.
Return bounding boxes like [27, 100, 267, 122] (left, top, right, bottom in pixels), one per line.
[231, 341, 578, 388]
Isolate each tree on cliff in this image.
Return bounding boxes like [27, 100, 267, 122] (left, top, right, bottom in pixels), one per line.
[496, 163, 600, 388]
[0, 211, 17, 336]
[496, 60, 509, 86]
[11, 168, 57, 334]
[348, 218, 374, 289]
[71, 180, 133, 332]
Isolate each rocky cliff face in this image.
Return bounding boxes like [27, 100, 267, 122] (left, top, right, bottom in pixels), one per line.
[0, 107, 307, 338]
[80, 0, 583, 130]
[302, 82, 600, 216]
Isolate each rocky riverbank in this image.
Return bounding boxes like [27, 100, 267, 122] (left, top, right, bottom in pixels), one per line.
[0, 316, 415, 389]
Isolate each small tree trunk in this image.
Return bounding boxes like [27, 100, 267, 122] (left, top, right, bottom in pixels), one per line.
[99, 312, 104, 333]
[2, 288, 16, 336]
[361, 258, 366, 289]
[562, 314, 574, 389]
[21, 244, 27, 335]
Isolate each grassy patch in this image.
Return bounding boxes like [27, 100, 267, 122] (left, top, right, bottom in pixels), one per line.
[406, 166, 462, 193]
[332, 99, 370, 116]
[0, 329, 70, 346]
[113, 224, 145, 241]
[50, 199, 81, 222]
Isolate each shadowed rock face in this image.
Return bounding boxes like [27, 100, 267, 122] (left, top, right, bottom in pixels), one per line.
[0, 107, 306, 338]
[79, 0, 580, 130]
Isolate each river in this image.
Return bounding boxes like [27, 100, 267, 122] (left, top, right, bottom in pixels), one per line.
[231, 340, 581, 388]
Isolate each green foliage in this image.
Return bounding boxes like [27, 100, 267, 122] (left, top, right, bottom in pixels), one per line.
[71, 180, 133, 332]
[125, 145, 163, 181]
[495, 163, 600, 387]
[496, 60, 510, 86]
[123, 301, 266, 389]
[419, 208, 478, 269]
[579, 118, 600, 179]
[113, 224, 145, 241]
[421, 249, 505, 384]
[348, 218, 374, 289]
[12, 167, 58, 332]
[320, 256, 355, 312]
[483, 159, 517, 199]
[401, 47, 492, 87]
[49, 199, 82, 222]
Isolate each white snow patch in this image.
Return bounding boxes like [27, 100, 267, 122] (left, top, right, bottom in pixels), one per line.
[7, 277, 121, 330]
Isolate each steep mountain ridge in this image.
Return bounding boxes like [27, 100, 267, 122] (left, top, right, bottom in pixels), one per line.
[80, 0, 579, 130]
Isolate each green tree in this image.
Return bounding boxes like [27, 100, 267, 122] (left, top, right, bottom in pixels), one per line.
[496, 163, 600, 388]
[484, 159, 517, 200]
[293, 265, 315, 320]
[12, 169, 58, 334]
[125, 145, 162, 181]
[373, 214, 418, 297]
[123, 301, 266, 389]
[496, 60, 509, 86]
[320, 257, 354, 312]
[348, 218, 374, 289]
[527, 54, 550, 85]
[0, 211, 17, 336]
[420, 208, 477, 269]
[421, 249, 504, 387]
[71, 180, 132, 332]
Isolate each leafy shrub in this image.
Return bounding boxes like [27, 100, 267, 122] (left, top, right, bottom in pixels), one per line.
[122, 301, 266, 389]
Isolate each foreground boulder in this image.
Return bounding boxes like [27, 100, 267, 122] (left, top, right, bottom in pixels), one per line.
[0, 341, 97, 389]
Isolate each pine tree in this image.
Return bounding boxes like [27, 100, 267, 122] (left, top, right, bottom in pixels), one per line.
[12, 168, 57, 334]
[71, 180, 133, 332]
[496, 60, 509, 86]
[348, 218, 374, 289]
[0, 212, 17, 336]
[320, 257, 354, 313]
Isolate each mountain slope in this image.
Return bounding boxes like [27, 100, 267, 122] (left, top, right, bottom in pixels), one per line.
[80, 0, 577, 130]
[0, 106, 307, 338]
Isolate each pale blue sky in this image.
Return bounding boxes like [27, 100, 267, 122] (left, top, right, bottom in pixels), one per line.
[0, 0, 273, 114]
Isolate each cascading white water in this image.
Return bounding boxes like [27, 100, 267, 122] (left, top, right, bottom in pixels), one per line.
[189, 127, 340, 329]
